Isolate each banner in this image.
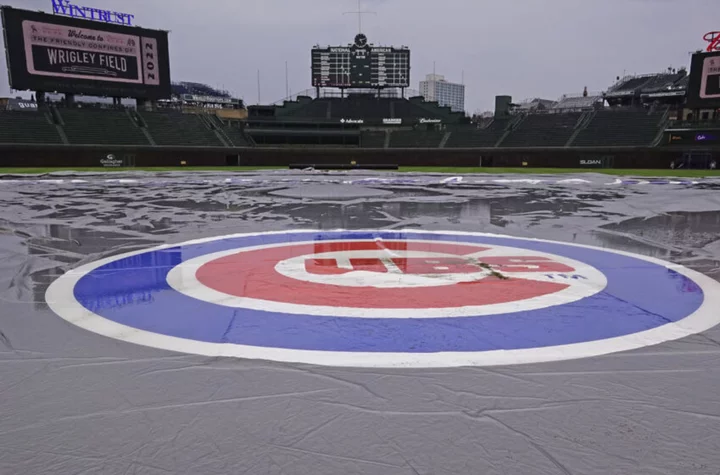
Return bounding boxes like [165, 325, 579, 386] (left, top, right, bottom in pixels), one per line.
[1, 6, 171, 99]
[99, 154, 124, 167]
[6, 98, 38, 111]
[578, 156, 613, 168]
[22, 20, 158, 85]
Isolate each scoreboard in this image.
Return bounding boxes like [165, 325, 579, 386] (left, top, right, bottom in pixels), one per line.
[687, 51, 720, 109]
[1, 6, 171, 99]
[312, 33, 410, 88]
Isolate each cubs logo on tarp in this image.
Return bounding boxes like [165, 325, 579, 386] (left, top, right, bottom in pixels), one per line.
[45, 230, 720, 368]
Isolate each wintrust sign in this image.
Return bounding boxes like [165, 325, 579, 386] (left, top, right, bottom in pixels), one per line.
[51, 0, 135, 26]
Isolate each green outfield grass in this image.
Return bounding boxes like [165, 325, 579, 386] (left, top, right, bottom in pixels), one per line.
[0, 166, 718, 177]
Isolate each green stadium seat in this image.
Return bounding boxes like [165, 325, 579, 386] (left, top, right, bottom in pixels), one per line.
[0, 109, 63, 144]
[502, 113, 582, 147]
[141, 112, 224, 147]
[444, 119, 510, 148]
[361, 131, 386, 148]
[571, 109, 667, 147]
[389, 130, 445, 148]
[58, 108, 149, 145]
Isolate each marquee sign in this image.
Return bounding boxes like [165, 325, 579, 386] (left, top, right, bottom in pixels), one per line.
[704, 31, 720, 52]
[44, 230, 720, 368]
[51, 0, 135, 26]
[5, 98, 38, 111]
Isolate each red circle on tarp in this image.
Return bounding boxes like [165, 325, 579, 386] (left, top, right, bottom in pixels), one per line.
[195, 241, 571, 309]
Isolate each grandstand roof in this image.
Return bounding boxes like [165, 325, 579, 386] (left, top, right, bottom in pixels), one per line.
[514, 98, 557, 111]
[171, 82, 233, 99]
[605, 71, 687, 97]
[552, 93, 603, 110]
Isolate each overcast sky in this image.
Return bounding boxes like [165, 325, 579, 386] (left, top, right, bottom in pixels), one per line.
[0, 0, 716, 112]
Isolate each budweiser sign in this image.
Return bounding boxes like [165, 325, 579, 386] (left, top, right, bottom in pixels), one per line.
[703, 31, 720, 52]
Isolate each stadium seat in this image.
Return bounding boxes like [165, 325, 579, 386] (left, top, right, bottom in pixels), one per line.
[389, 130, 445, 148]
[444, 119, 511, 148]
[59, 108, 150, 145]
[220, 125, 250, 146]
[0, 109, 63, 144]
[502, 112, 582, 147]
[571, 109, 667, 147]
[141, 112, 225, 147]
[361, 131, 387, 148]
[171, 82, 232, 99]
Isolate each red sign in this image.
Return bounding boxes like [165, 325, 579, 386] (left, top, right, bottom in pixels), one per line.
[194, 241, 575, 310]
[704, 31, 720, 52]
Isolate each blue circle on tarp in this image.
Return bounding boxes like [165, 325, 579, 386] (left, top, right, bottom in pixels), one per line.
[70, 231, 704, 353]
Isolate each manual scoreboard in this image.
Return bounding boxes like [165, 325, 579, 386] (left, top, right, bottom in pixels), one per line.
[312, 33, 410, 88]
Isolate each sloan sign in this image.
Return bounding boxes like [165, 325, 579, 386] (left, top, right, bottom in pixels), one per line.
[579, 156, 612, 168]
[51, 0, 135, 26]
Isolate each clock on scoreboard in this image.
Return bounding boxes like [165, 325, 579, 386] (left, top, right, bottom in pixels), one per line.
[311, 33, 410, 88]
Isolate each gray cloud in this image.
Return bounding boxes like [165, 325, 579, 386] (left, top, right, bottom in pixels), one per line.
[0, 0, 715, 112]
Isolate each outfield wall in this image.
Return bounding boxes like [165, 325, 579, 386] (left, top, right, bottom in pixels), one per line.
[0, 144, 716, 169]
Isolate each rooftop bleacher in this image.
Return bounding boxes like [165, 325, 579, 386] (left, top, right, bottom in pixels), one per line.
[552, 94, 603, 111]
[171, 82, 232, 98]
[641, 73, 685, 92]
[674, 75, 689, 89]
[606, 72, 687, 96]
[514, 98, 557, 112]
[608, 76, 653, 94]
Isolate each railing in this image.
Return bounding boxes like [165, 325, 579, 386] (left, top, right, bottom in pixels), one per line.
[558, 91, 603, 100]
[607, 72, 670, 92]
[666, 118, 720, 129]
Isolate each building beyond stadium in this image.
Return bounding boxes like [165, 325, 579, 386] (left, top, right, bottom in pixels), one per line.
[420, 74, 465, 113]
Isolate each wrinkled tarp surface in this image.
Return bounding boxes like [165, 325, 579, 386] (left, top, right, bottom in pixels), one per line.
[1, 170, 719, 475]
